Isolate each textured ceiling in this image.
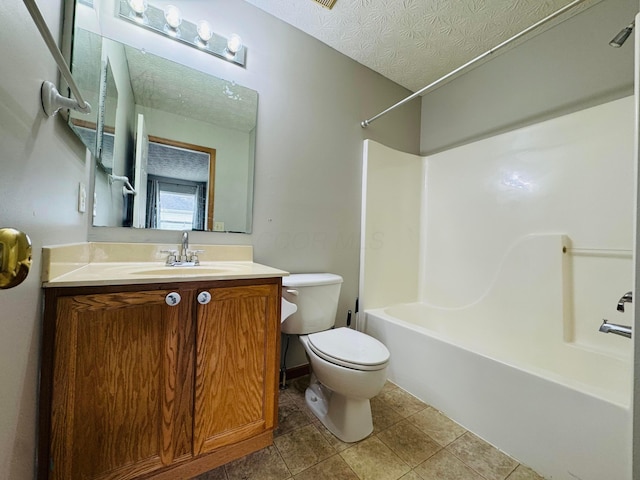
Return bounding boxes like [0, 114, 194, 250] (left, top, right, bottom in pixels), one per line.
[244, 0, 599, 93]
[125, 46, 258, 132]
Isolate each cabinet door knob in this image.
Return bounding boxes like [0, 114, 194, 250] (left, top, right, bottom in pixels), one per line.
[197, 291, 212, 305]
[165, 292, 182, 306]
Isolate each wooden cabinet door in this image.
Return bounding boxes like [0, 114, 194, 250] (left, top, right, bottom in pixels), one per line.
[50, 290, 194, 480]
[193, 283, 279, 455]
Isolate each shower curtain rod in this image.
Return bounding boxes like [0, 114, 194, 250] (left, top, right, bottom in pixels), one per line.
[22, 0, 91, 117]
[360, 0, 587, 128]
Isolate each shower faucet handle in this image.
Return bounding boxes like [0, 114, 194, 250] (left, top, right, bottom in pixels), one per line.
[617, 291, 633, 312]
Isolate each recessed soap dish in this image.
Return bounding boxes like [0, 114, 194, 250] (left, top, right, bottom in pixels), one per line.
[0, 227, 32, 289]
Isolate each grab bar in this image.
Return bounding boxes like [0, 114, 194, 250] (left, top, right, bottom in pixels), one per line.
[22, 0, 91, 116]
[562, 246, 632, 258]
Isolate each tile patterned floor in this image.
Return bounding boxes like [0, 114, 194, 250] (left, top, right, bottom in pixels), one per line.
[192, 377, 546, 480]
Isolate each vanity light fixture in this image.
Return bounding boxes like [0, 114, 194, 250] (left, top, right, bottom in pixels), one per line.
[118, 0, 246, 67]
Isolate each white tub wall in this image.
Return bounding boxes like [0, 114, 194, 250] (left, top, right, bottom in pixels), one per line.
[421, 97, 634, 360]
[359, 140, 423, 310]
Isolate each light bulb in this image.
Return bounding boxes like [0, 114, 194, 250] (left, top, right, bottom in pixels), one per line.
[128, 0, 147, 14]
[164, 5, 182, 29]
[226, 34, 243, 55]
[196, 20, 213, 43]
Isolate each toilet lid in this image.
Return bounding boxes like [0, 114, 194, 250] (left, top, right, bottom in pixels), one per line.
[307, 327, 390, 371]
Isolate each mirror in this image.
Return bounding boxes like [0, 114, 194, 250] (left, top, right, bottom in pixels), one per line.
[68, 1, 258, 233]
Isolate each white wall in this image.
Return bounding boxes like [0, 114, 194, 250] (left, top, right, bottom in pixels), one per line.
[0, 2, 419, 478]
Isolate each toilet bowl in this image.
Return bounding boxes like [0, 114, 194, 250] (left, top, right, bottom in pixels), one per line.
[300, 327, 389, 442]
[281, 274, 390, 442]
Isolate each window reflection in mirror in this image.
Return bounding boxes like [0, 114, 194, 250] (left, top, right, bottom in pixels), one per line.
[67, 0, 258, 234]
[142, 137, 216, 231]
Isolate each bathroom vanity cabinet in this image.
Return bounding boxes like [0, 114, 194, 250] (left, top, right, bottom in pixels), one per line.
[38, 277, 281, 480]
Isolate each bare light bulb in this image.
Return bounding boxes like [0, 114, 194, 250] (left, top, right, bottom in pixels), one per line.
[164, 5, 182, 29]
[226, 34, 243, 55]
[196, 20, 213, 45]
[128, 0, 147, 14]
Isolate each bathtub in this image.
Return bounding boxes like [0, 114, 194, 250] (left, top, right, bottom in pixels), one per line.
[362, 235, 632, 480]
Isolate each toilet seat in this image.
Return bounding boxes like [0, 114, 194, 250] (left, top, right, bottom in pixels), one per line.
[307, 327, 390, 371]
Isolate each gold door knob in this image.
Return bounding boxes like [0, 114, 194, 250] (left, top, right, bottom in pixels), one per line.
[0, 228, 32, 289]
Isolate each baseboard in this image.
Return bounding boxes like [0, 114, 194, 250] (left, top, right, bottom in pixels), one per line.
[279, 364, 310, 390]
[286, 364, 310, 379]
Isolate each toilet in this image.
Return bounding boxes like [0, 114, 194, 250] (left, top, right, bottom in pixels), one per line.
[281, 273, 390, 443]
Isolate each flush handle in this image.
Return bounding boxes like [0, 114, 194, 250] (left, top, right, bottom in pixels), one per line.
[165, 292, 181, 306]
[286, 289, 299, 296]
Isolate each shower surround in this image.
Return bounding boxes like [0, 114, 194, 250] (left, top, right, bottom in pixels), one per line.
[359, 97, 634, 479]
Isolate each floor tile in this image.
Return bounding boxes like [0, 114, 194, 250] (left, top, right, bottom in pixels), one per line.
[275, 402, 312, 437]
[312, 419, 354, 452]
[370, 396, 405, 434]
[194, 377, 546, 480]
[191, 465, 227, 480]
[380, 380, 400, 394]
[224, 446, 291, 480]
[398, 471, 424, 480]
[340, 436, 411, 480]
[409, 407, 466, 446]
[293, 454, 359, 480]
[506, 464, 546, 480]
[377, 388, 429, 417]
[377, 419, 441, 467]
[447, 432, 518, 480]
[413, 449, 484, 480]
[278, 388, 296, 406]
[274, 423, 335, 475]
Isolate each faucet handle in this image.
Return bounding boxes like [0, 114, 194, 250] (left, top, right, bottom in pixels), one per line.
[187, 249, 205, 265]
[161, 249, 178, 265]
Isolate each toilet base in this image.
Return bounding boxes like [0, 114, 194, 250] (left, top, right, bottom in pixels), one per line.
[305, 378, 374, 443]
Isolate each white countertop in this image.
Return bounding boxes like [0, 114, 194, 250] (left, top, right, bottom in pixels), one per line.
[42, 242, 288, 287]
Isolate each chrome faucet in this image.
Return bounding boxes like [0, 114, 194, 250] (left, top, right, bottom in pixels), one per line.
[161, 231, 203, 266]
[616, 291, 633, 312]
[599, 320, 632, 338]
[180, 231, 189, 262]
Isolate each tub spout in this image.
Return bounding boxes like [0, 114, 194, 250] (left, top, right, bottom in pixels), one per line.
[599, 320, 632, 339]
[616, 291, 632, 312]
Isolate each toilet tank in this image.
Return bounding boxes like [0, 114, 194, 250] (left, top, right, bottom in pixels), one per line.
[281, 273, 343, 335]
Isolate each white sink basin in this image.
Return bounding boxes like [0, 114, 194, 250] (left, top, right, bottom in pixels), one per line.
[131, 267, 238, 276]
